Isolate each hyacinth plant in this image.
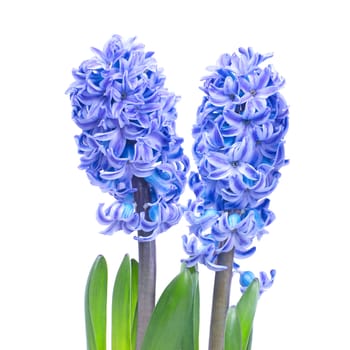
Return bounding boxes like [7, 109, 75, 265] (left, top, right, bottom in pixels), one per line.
[182, 47, 289, 349]
[66, 35, 190, 349]
[67, 36, 288, 350]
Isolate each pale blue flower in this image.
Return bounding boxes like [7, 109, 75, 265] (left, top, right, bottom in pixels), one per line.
[239, 66, 284, 111]
[239, 269, 276, 295]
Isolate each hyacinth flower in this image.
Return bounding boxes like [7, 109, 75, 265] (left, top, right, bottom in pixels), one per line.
[182, 47, 289, 349]
[66, 35, 189, 349]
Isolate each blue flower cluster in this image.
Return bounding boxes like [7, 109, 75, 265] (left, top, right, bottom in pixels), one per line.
[66, 35, 189, 239]
[182, 48, 289, 286]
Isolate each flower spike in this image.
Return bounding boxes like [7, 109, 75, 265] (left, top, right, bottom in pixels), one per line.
[183, 47, 289, 273]
[67, 35, 189, 238]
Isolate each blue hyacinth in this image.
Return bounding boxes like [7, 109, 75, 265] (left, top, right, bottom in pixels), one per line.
[182, 47, 289, 291]
[66, 35, 189, 239]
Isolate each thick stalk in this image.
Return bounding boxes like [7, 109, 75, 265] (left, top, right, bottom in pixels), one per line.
[132, 177, 156, 350]
[208, 248, 234, 350]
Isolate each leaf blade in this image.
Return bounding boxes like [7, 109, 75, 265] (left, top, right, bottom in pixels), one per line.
[85, 255, 108, 350]
[131, 259, 139, 350]
[111, 254, 139, 350]
[236, 278, 260, 350]
[181, 267, 200, 350]
[192, 269, 200, 350]
[224, 306, 242, 350]
[141, 267, 196, 350]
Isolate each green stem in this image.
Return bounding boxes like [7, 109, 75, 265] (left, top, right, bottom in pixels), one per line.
[132, 177, 156, 350]
[208, 248, 234, 350]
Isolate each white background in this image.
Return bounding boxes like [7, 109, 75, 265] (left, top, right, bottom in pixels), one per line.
[1, 0, 349, 349]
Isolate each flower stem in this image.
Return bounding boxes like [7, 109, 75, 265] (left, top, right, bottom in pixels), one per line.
[208, 248, 234, 350]
[132, 176, 156, 350]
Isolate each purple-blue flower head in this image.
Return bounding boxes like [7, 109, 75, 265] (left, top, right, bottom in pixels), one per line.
[182, 47, 289, 275]
[67, 35, 189, 238]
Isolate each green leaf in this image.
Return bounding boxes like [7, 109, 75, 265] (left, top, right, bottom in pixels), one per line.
[141, 267, 197, 350]
[192, 269, 200, 350]
[236, 278, 260, 350]
[130, 259, 139, 350]
[181, 267, 200, 350]
[246, 329, 253, 350]
[85, 255, 108, 350]
[111, 254, 139, 350]
[224, 306, 242, 350]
